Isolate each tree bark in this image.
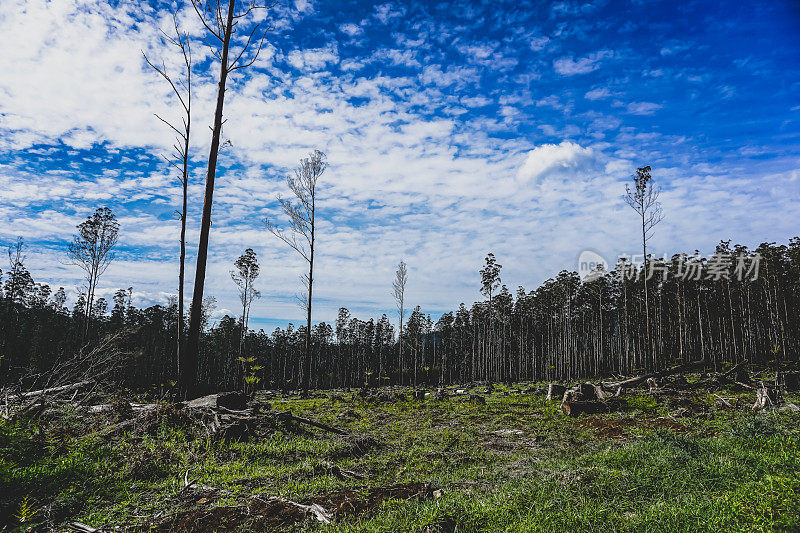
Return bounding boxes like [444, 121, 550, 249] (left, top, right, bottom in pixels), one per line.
[183, 0, 236, 400]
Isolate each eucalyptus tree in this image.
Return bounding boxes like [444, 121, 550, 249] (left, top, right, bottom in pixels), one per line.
[230, 248, 261, 358]
[184, 0, 274, 399]
[5, 237, 33, 312]
[392, 260, 408, 384]
[624, 165, 663, 366]
[405, 306, 425, 387]
[66, 207, 120, 341]
[143, 11, 193, 380]
[479, 253, 502, 380]
[266, 150, 327, 395]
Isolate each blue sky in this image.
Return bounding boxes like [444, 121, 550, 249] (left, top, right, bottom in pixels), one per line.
[1, 0, 799, 330]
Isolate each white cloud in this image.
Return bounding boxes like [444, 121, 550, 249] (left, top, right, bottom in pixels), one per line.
[517, 141, 595, 182]
[294, 0, 314, 14]
[530, 36, 549, 51]
[339, 23, 363, 37]
[626, 102, 663, 115]
[374, 3, 404, 25]
[553, 50, 613, 76]
[286, 44, 339, 70]
[585, 87, 612, 100]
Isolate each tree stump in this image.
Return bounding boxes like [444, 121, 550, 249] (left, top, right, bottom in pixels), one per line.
[753, 383, 781, 410]
[468, 394, 486, 405]
[778, 371, 800, 392]
[546, 383, 566, 401]
[217, 391, 249, 410]
[562, 383, 600, 403]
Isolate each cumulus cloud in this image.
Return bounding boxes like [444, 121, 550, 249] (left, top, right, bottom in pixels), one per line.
[517, 142, 595, 182]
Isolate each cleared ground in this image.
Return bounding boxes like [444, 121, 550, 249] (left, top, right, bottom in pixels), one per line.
[2, 378, 799, 532]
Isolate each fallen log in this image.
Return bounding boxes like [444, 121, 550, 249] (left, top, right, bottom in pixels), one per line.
[712, 394, 736, 409]
[70, 522, 109, 532]
[18, 381, 93, 399]
[721, 359, 749, 379]
[87, 402, 157, 414]
[317, 460, 367, 480]
[562, 398, 627, 417]
[601, 359, 706, 393]
[278, 411, 348, 435]
[252, 496, 332, 524]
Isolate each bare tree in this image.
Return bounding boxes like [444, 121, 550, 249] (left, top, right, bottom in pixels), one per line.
[624, 165, 663, 364]
[392, 260, 408, 385]
[143, 11, 192, 383]
[266, 150, 326, 395]
[66, 207, 120, 342]
[230, 248, 261, 357]
[183, 0, 273, 399]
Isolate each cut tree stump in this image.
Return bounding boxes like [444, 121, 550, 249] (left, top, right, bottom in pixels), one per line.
[562, 383, 604, 403]
[777, 371, 800, 392]
[185, 391, 248, 411]
[753, 383, 781, 410]
[468, 394, 486, 405]
[546, 383, 566, 401]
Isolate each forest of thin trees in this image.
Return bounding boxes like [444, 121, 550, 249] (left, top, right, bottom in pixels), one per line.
[1, 228, 797, 394]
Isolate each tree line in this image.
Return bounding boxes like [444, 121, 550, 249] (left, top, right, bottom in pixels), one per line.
[1, 230, 797, 393]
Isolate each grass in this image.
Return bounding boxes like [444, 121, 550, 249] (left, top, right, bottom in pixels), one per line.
[1, 382, 799, 532]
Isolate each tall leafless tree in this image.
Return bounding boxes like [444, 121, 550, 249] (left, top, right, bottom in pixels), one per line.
[143, 11, 192, 383]
[231, 248, 261, 357]
[266, 150, 326, 395]
[392, 260, 408, 385]
[66, 207, 120, 342]
[624, 165, 663, 365]
[183, 0, 273, 399]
